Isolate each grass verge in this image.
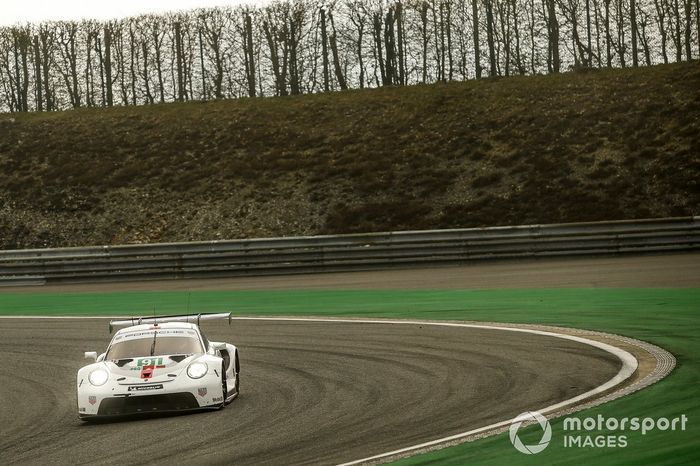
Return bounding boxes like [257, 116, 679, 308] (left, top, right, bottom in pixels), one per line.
[0, 287, 698, 464]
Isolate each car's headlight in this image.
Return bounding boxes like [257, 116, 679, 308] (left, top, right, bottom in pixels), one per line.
[187, 361, 208, 379]
[88, 368, 109, 386]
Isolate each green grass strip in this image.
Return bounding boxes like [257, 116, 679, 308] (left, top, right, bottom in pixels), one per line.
[1, 287, 698, 464]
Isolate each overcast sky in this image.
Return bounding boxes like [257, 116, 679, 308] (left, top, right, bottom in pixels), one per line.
[1, 0, 270, 27]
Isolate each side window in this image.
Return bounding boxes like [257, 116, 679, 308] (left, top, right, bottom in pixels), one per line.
[199, 329, 210, 351]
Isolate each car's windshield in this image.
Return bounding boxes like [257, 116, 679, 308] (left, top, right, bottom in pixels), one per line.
[106, 329, 203, 360]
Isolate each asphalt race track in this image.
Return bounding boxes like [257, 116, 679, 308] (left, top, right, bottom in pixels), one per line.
[4, 253, 695, 465]
[0, 317, 621, 465]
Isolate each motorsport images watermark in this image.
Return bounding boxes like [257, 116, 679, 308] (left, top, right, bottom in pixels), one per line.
[509, 411, 689, 454]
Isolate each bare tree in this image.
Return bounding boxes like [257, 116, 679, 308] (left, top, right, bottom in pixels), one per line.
[683, 0, 692, 59]
[262, 4, 290, 96]
[104, 25, 114, 106]
[631, 0, 639, 66]
[473, 0, 482, 77]
[0, 0, 698, 113]
[243, 10, 257, 97]
[33, 35, 43, 111]
[56, 22, 81, 108]
[200, 8, 227, 99]
[347, 1, 368, 88]
[546, 0, 561, 72]
[320, 7, 331, 91]
[396, 1, 406, 85]
[329, 9, 348, 90]
[603, 0, 612, 66]
[372, 8, 387, 85]
[39, 25, 55, 110]
[485, 0, 497, 76]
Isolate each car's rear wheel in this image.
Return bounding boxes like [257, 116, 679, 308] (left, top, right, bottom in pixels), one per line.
[224, 352, 240, 405]
[234, 352, 240, 395]
[219, 363, 227, 409]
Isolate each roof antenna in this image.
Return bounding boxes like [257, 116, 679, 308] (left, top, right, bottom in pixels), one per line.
[187, 292, 191, 315]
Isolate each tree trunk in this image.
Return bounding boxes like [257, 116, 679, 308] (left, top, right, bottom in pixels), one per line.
[586, 0, 592, 62]
[21, 34, 30, 111]
[262, 19, 286, 96]
[472, 0, 481, 78]
[684, 0, 692, 59]
[617, 0, 626, 67]
[33, 35, 43, 112]
[321, 8, 330, 92]
[385, 8, 397, 84]
[594, 0, 602, 66]
[353, 15, 365, 88]
[485, 0, 497, 76]
[697, 0, 700, 58]
[244, 13, 256, 98]
[631, 0, 639, 66]
[129, 25, 137, 105]
[512, 0, 524, 74]
[199, 28, 207, 100]
[438, 2, 446, 81]
[652, 0, 668, 63]
[13, 33, 25, 111]
[673, 0, 682, 61]
[396, 2, 405, 85]
[421, 2, 429, 82]
[175, 22, 185, 102]
[142, 41, 153, 104]
[61, 26, 81, 108]
[499, 0, 511, 76]
[152, 27, 165, 103]
[289, 18, 300, 96]
[40, 29, 53, 111]
[96, 35, 105, 106]
[328, 11, 348, 90]
[548, 0, 560, 72]
[604, 0, 612, 66]
[85, 32, 93, 107]
[445, 1, 454, 80]
[432, 2, 442, 81]
[104, 27, 113, 106]
[373, 12, 387, 86]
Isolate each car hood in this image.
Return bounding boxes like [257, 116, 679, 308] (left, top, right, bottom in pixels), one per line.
[105, 354, 202, 383]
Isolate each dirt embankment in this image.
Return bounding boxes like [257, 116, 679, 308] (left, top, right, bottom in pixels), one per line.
[0, 61, 698, 249]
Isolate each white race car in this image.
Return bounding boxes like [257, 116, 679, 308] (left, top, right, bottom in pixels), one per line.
[77, 313, 239, 420]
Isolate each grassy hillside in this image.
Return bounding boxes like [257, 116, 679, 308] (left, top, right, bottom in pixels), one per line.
[0, 61, 698, 249]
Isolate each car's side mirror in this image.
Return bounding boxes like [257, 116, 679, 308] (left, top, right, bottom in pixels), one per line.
[84, 351, 97, 361]
[211, 342, 226, 351]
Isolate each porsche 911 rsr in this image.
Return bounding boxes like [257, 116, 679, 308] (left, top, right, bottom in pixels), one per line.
[77, 313, 239, 420]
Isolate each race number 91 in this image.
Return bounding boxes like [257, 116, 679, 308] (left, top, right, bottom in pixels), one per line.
[136, 358, 164, 367]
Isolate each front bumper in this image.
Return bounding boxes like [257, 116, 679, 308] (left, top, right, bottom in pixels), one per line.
[90, 392, 202, 417]
[77, 377, 223, 419]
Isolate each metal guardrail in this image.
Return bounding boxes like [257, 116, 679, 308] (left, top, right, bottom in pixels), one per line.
[0, 217, 698, 285]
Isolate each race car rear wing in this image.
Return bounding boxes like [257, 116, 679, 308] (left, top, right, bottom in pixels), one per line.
[109, 312, 232, 333]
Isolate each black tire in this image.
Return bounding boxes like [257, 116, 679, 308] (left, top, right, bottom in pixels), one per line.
[219, 363, 227, 409]
[234, 352, 240, 395]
